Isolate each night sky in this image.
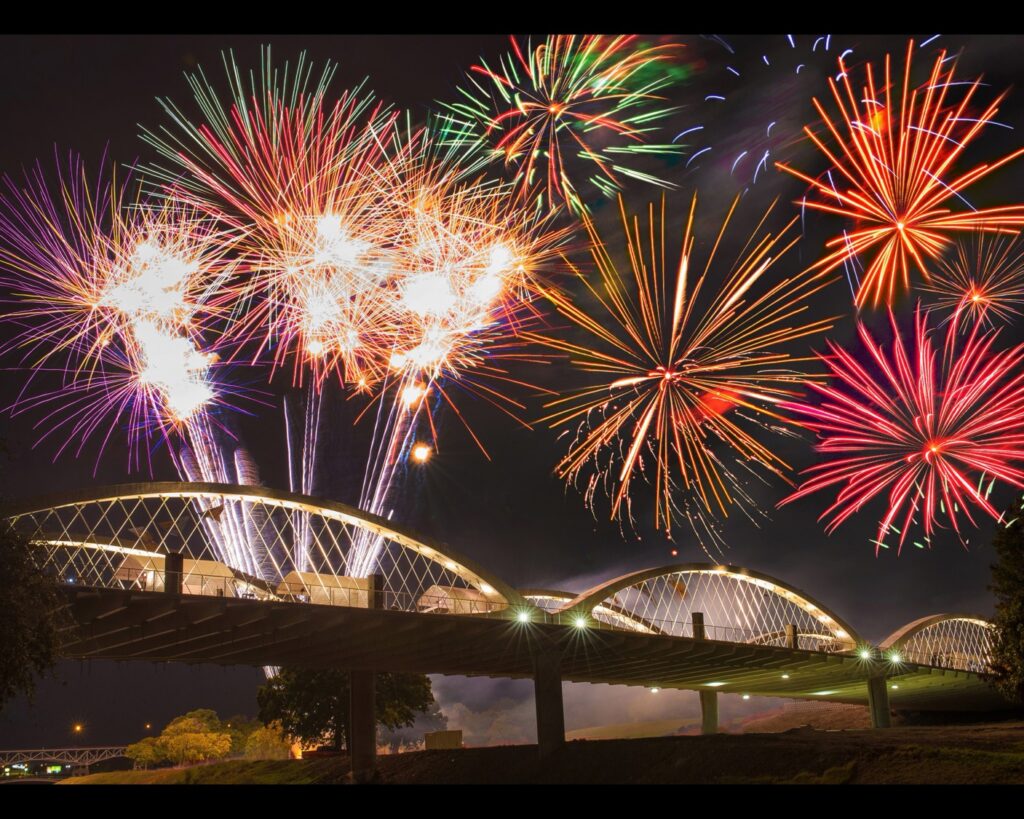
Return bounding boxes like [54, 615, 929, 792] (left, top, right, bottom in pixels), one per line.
[2, 34, 1023, 748]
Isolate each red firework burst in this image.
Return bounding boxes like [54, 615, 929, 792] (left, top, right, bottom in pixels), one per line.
[778, 40, 1024, 308]
[781, 308, 1024, 552]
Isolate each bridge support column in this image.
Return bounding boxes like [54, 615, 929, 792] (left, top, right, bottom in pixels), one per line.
[867, 676, 892, 729]
[699, 690, 718, 735]
[533, 647, 565, 758]
[165, 552, 183, 595]
[785, 623, 798, 649]
[692, 612, 717, 735]
[350, 669, 377, 782]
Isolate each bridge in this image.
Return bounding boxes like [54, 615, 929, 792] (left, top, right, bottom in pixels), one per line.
[0, 746, 126, 773]
[2, 482, 1008, 780]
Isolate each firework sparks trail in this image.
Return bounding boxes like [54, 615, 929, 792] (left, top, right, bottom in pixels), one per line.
[530, 194, 837, 552]
[777, 39, 1024, 307]
[440, 34, 684, 214]
[780, 308, 1024, 553]
[679, 34, 862, 188]
[0, 155, 242, 466]
[921, 232, 1024, 327]
[145, 51, 566, 577]
[0, 154, 279, 576]
[346, 131, 565, 576]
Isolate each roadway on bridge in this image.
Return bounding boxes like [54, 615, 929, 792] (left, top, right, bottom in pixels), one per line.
[58, 585, 1002, 712]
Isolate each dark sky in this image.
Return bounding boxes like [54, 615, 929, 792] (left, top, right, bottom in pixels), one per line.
[2, 34, 1023, 748]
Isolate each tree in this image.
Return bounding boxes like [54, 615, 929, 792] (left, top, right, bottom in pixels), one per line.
[125, 736, 164, 769]
[0, 522, 66, 714]
[223, 713, 262, 755]
[158, 709, 233, 766]
[244, 722, 292, 759]
[989, 497, 1024, 703]
[257, 668, 435, 751]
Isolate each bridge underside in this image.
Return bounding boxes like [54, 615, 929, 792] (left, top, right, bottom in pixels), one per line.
[59, 587, 1005, 712]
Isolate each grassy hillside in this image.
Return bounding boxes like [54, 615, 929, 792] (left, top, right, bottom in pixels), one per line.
[62, 722, 1024, 785]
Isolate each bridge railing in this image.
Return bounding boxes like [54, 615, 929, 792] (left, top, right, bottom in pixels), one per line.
[83, 567, 509, 616]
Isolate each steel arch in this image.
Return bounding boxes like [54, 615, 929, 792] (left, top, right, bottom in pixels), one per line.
[881, 614, 994, 672]
[3, 482, 524, 614]
[520, 589, 660, 633]
[556, 563, 861, 650]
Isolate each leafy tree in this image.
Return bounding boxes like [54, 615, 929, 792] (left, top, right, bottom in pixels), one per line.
[158, 709, 233, 765]
[244, 722, 292, 759]
[223, 713, 262, 754]
[125, 736, 164, 769]
[0, 522, 66, 714]
[257, 668, 435, 751]
[989, 498, 1024, 703]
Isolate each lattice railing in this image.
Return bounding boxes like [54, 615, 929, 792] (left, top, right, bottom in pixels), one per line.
[898, 618, 993, 672]
[6, 486, 509, 616]
[577, 569, 856, 652]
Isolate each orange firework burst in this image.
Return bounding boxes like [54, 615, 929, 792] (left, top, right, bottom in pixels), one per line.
[532, 195, 836, 548]
[142, 47, 402, 387]
[921, 232, 1024, 327]
[778, 40, 1024, 307]
[369, 134, 567, 454]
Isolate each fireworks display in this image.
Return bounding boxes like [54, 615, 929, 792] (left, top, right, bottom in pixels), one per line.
[921, 232, 1024, 327]
[781, 309, 1024, 552]
[0, 154, 241, 470]
[778, 40, 1024, 307]
[441, 35, 684, 214]
[532, 195, 836, 549]
[2, 34, 1024, 565]
[678, 34, 856, 188]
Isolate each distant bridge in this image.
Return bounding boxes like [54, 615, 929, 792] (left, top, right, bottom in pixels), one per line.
[2, 482, 1008, 780]
[0, 746, 126, 769]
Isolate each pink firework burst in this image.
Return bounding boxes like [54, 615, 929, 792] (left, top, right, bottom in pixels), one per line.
[781, 308, 1024, 552]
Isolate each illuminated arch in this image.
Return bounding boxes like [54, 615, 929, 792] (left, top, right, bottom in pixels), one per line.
[3, 482, 523, 614]
[556, 564, 860, 651]
[881, 614, 994, 672]
[520, 589, 660, 634]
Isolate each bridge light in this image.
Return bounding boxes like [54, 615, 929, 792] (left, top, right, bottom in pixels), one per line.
[73, 724, 83, 733]
[704, 681, 726, 687]
[891, 684, 899, 690]
[516, 610, 531, 623]
[480, 583, 494, 595]
[574, 617, 588, 629]
[742, 694, 750, 700]
[650, 687, 660, 694]
[889, 651, 903, 664]
[859, 648, 873, 660]
[781, 674, 790, 680]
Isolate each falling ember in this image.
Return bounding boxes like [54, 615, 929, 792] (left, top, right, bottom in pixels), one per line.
[412, 443, 432, 463]
[781, 308, 1024, 553]
[778, 40, 1024, 307]
[530, 194, 836, 550]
